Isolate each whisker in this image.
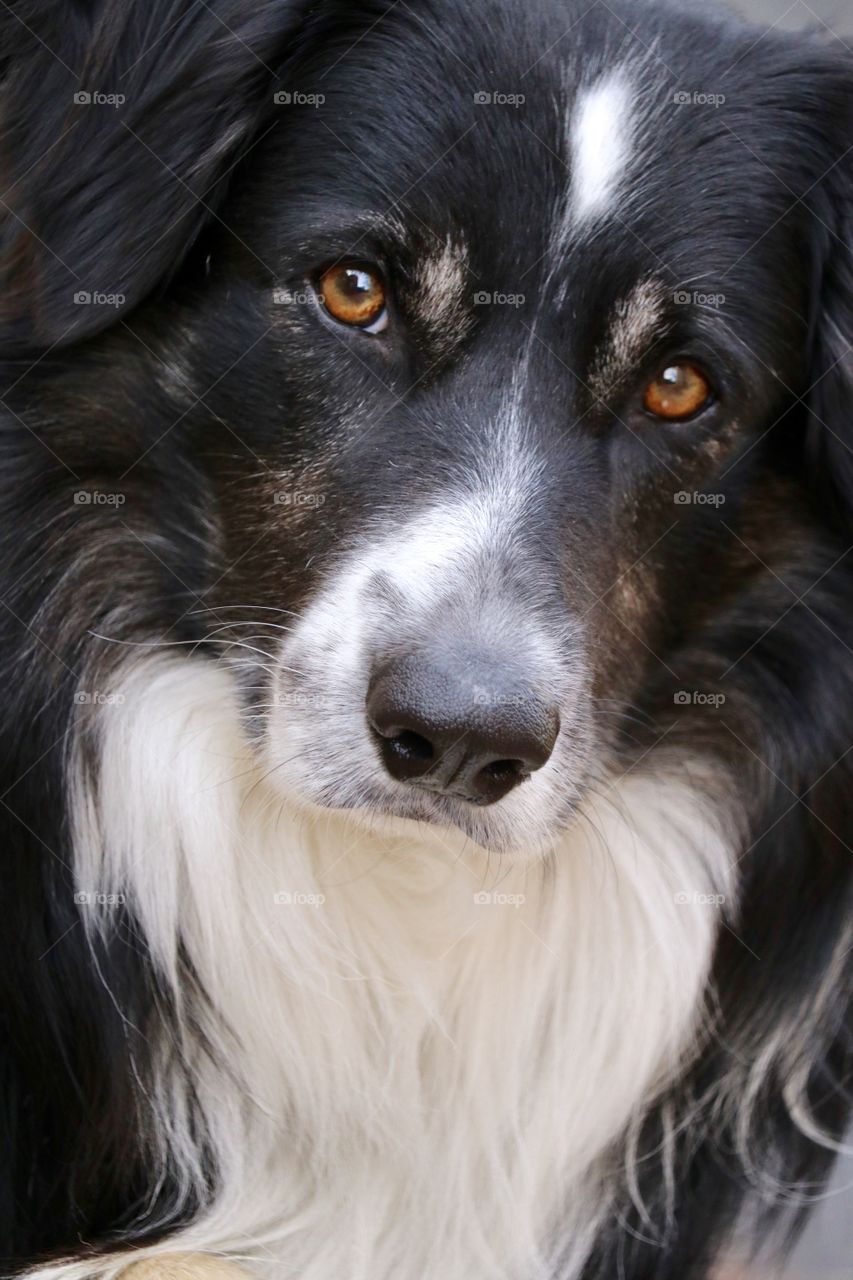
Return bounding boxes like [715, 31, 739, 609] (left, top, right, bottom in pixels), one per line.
[188, 604, 303, 619]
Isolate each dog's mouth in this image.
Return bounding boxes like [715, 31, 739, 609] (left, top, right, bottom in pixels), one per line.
[305, 774, 560, 855]
[265, 702, 587, 857]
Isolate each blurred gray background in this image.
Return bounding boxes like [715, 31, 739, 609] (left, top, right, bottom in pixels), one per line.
[700, 3, 852, 1276]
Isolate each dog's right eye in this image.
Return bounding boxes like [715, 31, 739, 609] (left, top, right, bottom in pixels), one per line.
[317, 263, 388, 333]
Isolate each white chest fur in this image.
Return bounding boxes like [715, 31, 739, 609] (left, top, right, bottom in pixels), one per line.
[60, 659, 733, 1280]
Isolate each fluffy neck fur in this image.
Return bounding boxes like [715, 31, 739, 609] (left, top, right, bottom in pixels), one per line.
[57, 656, 734, 1280]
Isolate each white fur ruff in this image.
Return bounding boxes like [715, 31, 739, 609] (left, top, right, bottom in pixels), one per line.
[32, 658, 735, 1280]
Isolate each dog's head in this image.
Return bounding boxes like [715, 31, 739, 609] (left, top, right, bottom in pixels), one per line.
[5, 0, 852, 853]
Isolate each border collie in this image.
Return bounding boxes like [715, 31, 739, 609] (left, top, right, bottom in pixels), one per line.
[1, 1, 851, 1277]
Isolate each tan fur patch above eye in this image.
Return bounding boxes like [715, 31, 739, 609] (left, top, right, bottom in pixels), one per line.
[589, 277, 669, 403]
[411, 236, 473, 353]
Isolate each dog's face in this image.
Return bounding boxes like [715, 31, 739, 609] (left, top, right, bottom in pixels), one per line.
[15, 0, 845, 856]
[167, 0, 848, 854]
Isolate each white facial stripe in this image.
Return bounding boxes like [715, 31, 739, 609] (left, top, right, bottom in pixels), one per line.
[302, 392, 544, 633]
[569, 71, 634, 224]
[288, 479, 545, 678]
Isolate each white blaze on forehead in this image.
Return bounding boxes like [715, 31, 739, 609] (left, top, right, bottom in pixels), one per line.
[569, 71, 634, 224]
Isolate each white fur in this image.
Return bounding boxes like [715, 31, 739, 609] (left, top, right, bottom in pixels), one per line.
[569, 72, 634, 224]
[35, 656, 737, 1280]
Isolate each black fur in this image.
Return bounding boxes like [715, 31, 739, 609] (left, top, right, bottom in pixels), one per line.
[0, 1, 851, 1276]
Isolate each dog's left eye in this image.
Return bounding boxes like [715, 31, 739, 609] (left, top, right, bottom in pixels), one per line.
[643, 362, 712, 421]
[318, 263, 388, 333]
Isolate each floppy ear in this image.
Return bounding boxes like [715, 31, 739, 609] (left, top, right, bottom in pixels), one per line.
[0, 0, 307, 353]
[805, 68, 853, 530]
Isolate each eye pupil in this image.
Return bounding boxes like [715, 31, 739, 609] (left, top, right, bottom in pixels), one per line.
[342, 268, 370, 294]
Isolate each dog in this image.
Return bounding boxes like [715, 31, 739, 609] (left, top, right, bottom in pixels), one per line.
[0, 1, 850, 1277]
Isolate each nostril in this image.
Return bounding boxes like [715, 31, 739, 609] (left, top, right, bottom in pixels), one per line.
[387, 729, 434, 765]
[474, 757, 526, 804]
[368, 717, 439, 783]
[482, 758, 524, 784]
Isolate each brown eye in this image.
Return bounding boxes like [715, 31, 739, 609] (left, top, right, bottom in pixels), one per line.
[643, 363, 712, 420]
[318, 263, 387, 331]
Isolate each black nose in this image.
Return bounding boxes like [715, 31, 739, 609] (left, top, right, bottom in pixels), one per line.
[366, 652, 560, 805]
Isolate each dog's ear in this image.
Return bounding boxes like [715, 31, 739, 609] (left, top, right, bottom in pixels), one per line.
[0, 0, 308, 353]
[805, 63, 853, 530]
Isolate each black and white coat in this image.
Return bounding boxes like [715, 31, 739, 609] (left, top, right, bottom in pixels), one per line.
[0, 2, 851, 1277]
